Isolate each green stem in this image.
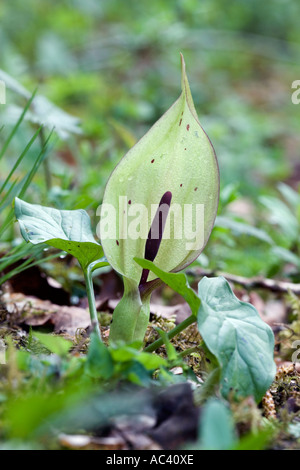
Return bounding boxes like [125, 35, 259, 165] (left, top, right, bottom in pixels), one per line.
[109, 277, 143, 345]
[144, 314, 196, 353]
[83, 267, 102, 342]
[178, 345, 201, 358]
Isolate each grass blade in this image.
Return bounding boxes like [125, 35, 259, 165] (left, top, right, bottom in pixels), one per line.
[0, 91, 36, 161]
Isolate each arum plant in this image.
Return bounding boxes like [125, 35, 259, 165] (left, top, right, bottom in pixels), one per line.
[100, 54, 219, 344]
[13, 54, 219, 346]
[13, 55, 276, 401]
[98, 55, 275, 401]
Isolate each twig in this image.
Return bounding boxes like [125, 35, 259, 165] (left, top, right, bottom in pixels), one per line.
[186, 268, 300, 295]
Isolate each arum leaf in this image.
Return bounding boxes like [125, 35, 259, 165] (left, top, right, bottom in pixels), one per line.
[85, 332, 114, 379]
[33, 332, 72, 356]
[109, 344, 167, 369]
[100, 54, 219, 285]
[199, 399, 236, 450]
[14, 197, 105, 270]
[197, 276, 276, 402]
[134, 257, 200, 316]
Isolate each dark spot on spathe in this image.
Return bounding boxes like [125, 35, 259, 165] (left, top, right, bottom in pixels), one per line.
[139, 191, 172, 286]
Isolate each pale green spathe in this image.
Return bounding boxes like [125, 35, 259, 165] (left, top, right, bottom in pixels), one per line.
[101, 55, 219, 284]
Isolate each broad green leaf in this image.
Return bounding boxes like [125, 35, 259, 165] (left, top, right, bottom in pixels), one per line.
[197, 276, 276, 402]
[199, 399, 236, 450]
[85, 332, 114, 379]
[134, 350, 167, 370]
[110, 344, 167, 369]
[125, 361, 154, 386]
[134, 257, 200, 315]
[14, 197, 105, 270]
[100, 55, 219, 284]
[33, 332, 72, 356]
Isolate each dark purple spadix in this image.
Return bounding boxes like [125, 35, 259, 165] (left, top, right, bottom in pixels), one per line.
[139, 191, 172, 286]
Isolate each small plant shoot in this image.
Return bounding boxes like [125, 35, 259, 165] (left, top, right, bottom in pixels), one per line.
[100, 54, 219, 344]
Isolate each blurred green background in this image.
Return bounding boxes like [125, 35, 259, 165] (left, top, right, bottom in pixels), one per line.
[1, 0, 300, 278]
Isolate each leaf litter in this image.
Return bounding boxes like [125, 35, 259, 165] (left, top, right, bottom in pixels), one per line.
[1, 263, 299, 450]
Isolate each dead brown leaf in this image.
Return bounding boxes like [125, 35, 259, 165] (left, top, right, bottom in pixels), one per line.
[2, 292, 91, 335]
